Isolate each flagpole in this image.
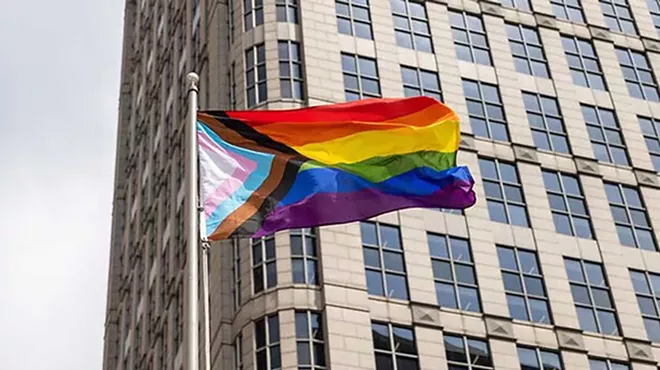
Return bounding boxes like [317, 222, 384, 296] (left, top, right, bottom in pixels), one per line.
[185, 72, 200, 370]
[201, 241, 211, 370]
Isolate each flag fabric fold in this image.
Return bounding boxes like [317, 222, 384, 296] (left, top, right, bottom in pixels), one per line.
[197, 97, 476, 241]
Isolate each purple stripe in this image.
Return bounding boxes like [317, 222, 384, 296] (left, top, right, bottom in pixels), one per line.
[251, 178, 476, 237]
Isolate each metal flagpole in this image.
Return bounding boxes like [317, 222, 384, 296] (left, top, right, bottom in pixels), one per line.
[185, 72, 200, 370]
[201, 241, 211, 370]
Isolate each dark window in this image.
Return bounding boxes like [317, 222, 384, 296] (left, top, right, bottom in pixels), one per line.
[246, 44, 267, 107]
[234, 334, 243, 370]
[581, 105, 629, 166]
[372, 322, 419, 370]
[506, 24, 550, 78]
[390, 0, 433, 52]
[522, 92, 570, 154]
[428, 233, 481, 312]
[542, 170, 593, 239]
[463, 80, 509, 141]
[648, 0, 660, 36]
[232, 239, 242, 311]
[564, 258, 620, 335]
[604, 183, 656, 251]
[361, 222, 409, 300]
[251, 234, 277, 294]
[638, 116, 660, 171]
[502, 0, 533, 11]
[244, 0, 264, 31]
[400, 65, 442, 102]
[291, 228, 319, 285]
[629, 270, 660, 343]
[444, 335, 493, 369]
[276, 0, 298, 23]
[561, 36, 607, 90]
[295, 311, 326, 369]
[615, 48, 660, 101]
[551, 0, 586, 23]
[449, 11, 492, 66]
[518, 346, 563, 370]
[497, 246, 552, 324]
[278, 41, 304, 100]
[336, 0, 373, 39]
[479, 158, 529, 227]
[255, 314, 281, 370]
[342, 53, 381, 101]
[600, 0, 637, 35]
[589, 358, 630, 370]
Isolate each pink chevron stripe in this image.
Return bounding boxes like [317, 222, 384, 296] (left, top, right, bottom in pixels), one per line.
[198, 130, 257, 215]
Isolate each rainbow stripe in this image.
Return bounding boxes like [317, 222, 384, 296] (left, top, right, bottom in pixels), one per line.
[198, 97, 476, 240]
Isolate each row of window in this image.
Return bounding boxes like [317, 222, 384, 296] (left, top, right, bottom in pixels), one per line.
[241, 0, 660, 41]
[243, 40, 660, 172]
[479, 157, 657, 251]
[245, 310, 633, 370]
[239, 221, 658, 342]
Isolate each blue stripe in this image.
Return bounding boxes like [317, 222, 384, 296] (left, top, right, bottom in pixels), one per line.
[278, 165, 473, 208]
[197, 122, 275, 236]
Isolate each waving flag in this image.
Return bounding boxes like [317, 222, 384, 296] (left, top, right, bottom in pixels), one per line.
[197, 97, 476, 241]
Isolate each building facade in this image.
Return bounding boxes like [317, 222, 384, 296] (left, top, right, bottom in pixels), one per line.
[104, 0, 660, 369]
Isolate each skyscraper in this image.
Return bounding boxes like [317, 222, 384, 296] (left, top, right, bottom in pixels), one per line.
[104, 0, 660, 369]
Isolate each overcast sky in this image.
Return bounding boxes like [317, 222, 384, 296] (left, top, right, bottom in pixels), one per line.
[0, 0, 123, 368]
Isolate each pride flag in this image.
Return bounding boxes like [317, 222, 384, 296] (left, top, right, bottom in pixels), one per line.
[197, 97, 476, 241]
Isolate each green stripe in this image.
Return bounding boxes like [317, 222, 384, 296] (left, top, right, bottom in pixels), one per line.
[300, 151, 457, 183]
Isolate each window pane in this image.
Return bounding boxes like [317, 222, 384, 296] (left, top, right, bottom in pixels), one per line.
[503, 272, 523, 293]
[444, 336, 467, 363]
[565, 259, 585, 282]
[497, 247, 518, 270]
[529, 298, 551, 323]
[458, 286, 481, 312]
[361, 222, 378, 245]
[577, 307, 599, 332]
[524, 276, 545, 296]
[380, 226, 401, 249]
[436, 282, 458, 308]
[366, 270, 384, 296]
[467, 339, 492, 367]
[392, 326, 416, 354]
[597, 310, 619, 335]
[541, 351, 562, 370]
[396, 357, 418, 370]
[372, 323, 390, 350]
[428, 234, 449, 258]
[297, 342, 310, 365]
[455, 264, 476, 285]
[519, 251, 539, 274]
[518, 347, 540, 370]
[507, 294, 529, 320]
[383, 251, 405, 272]
[450, 239, 472, 262]
[386, 273, 409, 300]
[292, 259, 305, 283]
[375, 353, 394, 370]
[570, 284, 591, 305]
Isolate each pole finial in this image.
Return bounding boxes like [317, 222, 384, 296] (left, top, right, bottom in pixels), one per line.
[187, 72, 200, 92]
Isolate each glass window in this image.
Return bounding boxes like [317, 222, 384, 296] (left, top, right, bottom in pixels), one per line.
[498, 246, 552, 324]
[232, 239, 242, 311]
[616, 48, 660, 102]
[372, 322, 419, 370]
[276, 0, 298, 23]
[246, 44, 267, 107]
[429, 234, 481, 312]
[589, 358, 630, 370]
[336, 0, 373, 39]
[450, 11, 492, 66]
[604, 183, 656, 251]
[251, 234, 277, 294]
[518, 346, 563, 370]
[561, 36, 607, 90]
[244, 0, 264, 31]
[291, 228, 319, 285]
[638, 116, 660, 172]
[390, 0, 433, 52]
[361, 222, 409, 300]
[296, 311, 326, 369]
[600, 0, 638, 35]
[502, 0, 533, 11]
[581, 105, 630, 166]
[649, 0, 660, 36]
[342, 53, 381, 101]
[565, 258, 620, 335]
[507, 24, 550, 78]
[463, 80, 509, 141]
[234, 334, 243, 370]
[479, 158, 529, 227]
[444, 335, 493, 369]
[255, 314, 281, 370]
[523, 92, 570, 154]
[629, 270, 660, 342]
[278, 41, 304, 100]
[400, 65, 442, 102]
[551, 0, 586, 23]
[542, 171, 593, 238]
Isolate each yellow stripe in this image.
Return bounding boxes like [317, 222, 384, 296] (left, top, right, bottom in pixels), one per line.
[292, 118, 460, 165]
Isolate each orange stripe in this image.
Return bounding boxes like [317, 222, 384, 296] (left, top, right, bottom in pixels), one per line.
[248, 103, 457, 147]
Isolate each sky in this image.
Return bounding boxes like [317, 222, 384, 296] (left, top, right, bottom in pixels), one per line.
[0, 0, 124, 368]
